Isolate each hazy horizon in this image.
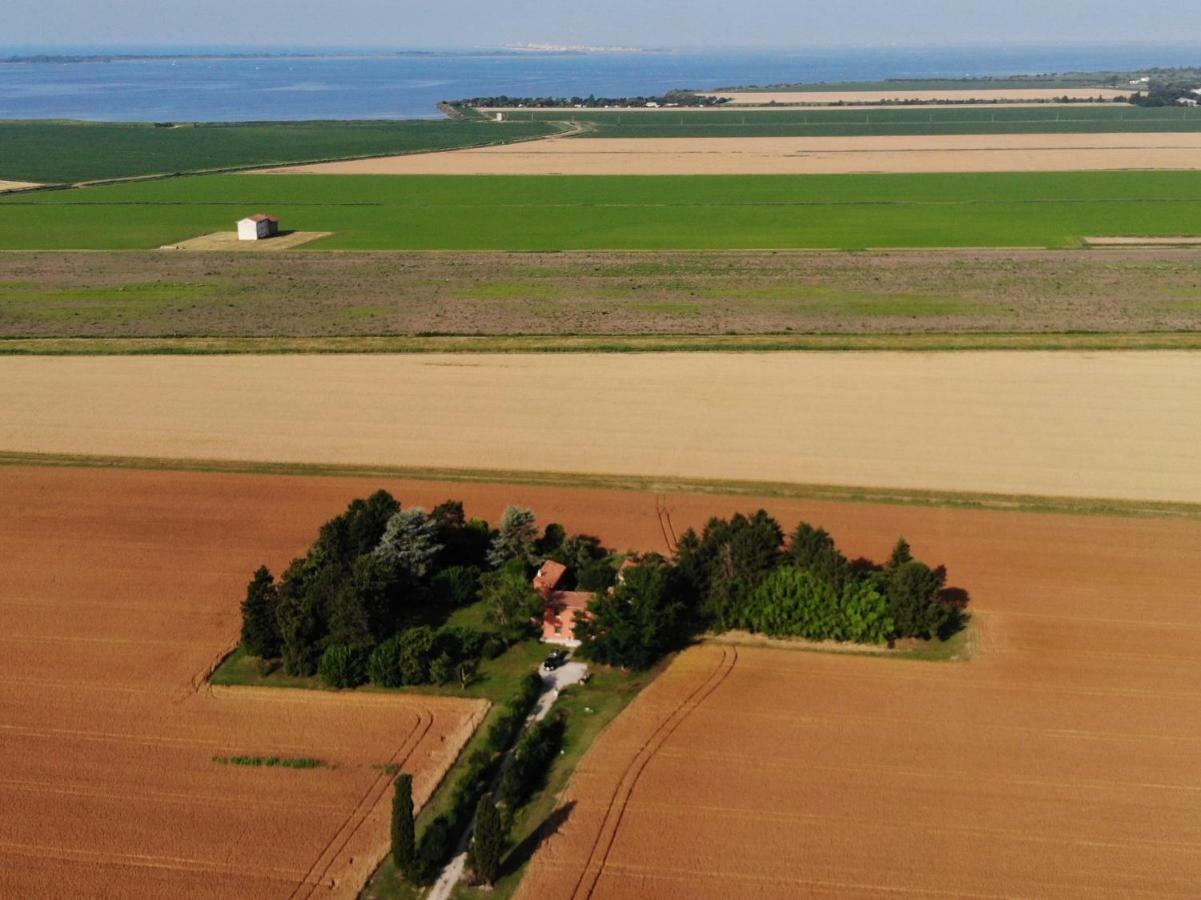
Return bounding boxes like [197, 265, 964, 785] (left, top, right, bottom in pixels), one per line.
[6, 1, 1201, 52]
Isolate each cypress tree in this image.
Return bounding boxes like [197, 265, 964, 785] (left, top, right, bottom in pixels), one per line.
[240, 566, 281, 658]
[391, 772, 416, 875]
[468, 792, 503, 887]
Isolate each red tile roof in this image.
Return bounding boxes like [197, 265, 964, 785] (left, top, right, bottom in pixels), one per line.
[550, 590, 593, 611]
[533, 560, 568, 596]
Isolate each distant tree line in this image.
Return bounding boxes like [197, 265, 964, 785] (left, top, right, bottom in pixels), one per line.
[451, 91, 729, 109]
[239, 491, 612, 689]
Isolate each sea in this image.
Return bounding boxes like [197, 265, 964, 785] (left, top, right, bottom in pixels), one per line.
[0, 44, 1198, 122]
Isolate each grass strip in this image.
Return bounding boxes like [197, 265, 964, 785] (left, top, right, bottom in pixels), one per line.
[4, 332, 1201, 355]
[211, 755, 327, 769]
[2, 449, 1199, 522]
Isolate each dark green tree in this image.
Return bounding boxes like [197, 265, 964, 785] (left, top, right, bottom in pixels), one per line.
[675, 511, 783, 630]
[576, 563, 686, 669]
[468, 793, 504, 886]
[886, 560, 950, 639]
[240, 566, 281, 658]
[887, 537, 913, 570]
[481, 559, 543, 642]
[391, 772, 416, 875]
[789, 522, 850, 589]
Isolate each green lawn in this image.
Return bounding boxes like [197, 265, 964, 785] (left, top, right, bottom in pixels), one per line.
[5, 171, 1201, 251]
[0, 119, 557, 184]
[506, 105, 1201, 138]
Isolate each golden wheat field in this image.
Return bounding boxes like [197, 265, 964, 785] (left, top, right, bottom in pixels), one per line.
[1, 351, 1198, 503]
[266, 133, 1201, 175]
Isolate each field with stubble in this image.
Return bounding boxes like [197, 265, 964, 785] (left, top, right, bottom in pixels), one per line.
[1, 351, 1199, 504]
[0, 467, 484, 900]
[517, 501, 1201, 899]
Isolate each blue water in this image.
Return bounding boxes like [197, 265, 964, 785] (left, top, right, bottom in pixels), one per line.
[0, 45, 1198, 122]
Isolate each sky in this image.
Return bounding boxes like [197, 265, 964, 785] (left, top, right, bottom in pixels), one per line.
[5, 0, 1201, 49]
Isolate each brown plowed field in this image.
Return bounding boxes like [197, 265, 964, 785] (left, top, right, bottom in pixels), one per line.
[0, 467, 485, 900]
[5, 465, 1201, 897]
[2, 351, 1199, 503]
[269, 133, 1201, 175]
[517, 494, 1201, 898]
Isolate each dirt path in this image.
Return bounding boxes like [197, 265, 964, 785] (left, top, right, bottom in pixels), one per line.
[1, 351, 1198, 504]
[264, 133, 1201, 175]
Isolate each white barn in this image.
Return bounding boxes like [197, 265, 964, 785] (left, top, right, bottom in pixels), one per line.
[237, 214, 280, 241]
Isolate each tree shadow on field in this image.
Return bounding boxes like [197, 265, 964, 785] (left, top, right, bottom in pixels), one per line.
[500, 800, 576, 879]
[938, 587, 972, 641]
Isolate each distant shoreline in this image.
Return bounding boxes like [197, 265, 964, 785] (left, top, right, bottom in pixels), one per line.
[0, 48, 660, 65]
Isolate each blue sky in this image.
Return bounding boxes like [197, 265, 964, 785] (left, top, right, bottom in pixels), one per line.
[6, 0, 1201, 49]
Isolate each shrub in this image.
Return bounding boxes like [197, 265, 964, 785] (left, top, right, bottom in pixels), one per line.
[497, 714, 566, 815]
[413, 814, 453, 884]
[368, 635, 403, 687]
[319, 643, 368, 688]
[742, 566, 894, 645]
[429, 565, 481, 608]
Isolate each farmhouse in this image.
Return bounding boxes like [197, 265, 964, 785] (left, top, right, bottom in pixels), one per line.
[237, 214, 279, 241]
[533, 560, 592, 646]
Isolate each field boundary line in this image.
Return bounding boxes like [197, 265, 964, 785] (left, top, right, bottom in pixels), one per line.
[6, 332, 1201, 356]
[3, 450, 1200, 522]
[569, 646, 738, 900]
[289, 704, 434, 899]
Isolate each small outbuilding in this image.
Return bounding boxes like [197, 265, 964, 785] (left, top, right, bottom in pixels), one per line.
[237, 214, 280, 241]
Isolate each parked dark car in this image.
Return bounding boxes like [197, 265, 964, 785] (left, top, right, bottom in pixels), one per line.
[542, 649, 569, 671]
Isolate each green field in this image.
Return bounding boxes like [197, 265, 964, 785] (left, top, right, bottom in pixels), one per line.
[504, 104, 1201, 138]
[0, 119, 557, 184]
[4, 171, 1201, 250]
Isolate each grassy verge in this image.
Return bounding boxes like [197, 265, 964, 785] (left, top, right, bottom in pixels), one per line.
[4, 332, 1201, 356]
[4, 449, 1200, 522]
[211, 754, 327, 769]
[448, 664, 657, 900]
[708, 622, 974, 662]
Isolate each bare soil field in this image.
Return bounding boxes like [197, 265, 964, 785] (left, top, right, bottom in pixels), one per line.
[270, 133, 1201, 175]
[160, 231, 333, 251]
[517, 502, 1201, 899]
[711, 88, 1134, 104]
[0, 467, 484, 900]
[1, 351, 1199, 503]
[0, 180, 40, 192]
[5, 248, 1201, 339]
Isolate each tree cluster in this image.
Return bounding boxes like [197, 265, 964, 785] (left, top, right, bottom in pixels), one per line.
[452, 91, 729, 109]
[239, 494, 612, 689]
[579, 511, 968, 669]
